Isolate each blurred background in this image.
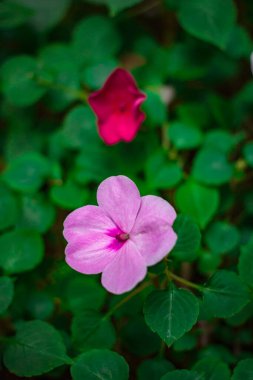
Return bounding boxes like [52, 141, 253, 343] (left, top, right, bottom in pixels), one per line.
[0, 0, 253, 379]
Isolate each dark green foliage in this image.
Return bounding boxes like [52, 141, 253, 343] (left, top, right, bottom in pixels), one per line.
[1, 0, 253, 378]
[70, 349, 129, 380]
[144, 284, 199, 346]
[0, 276, 14, 314]
[3, 320, 71, 376]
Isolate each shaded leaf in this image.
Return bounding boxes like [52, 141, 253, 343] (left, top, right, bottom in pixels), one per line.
[0, 229, 44, 274]
[71, 349, 129, 380]
[4, 320, 71, 376]
[202, 270, 249, 318]
[144, 284, 199, 346]
[0, 276, 14, 314]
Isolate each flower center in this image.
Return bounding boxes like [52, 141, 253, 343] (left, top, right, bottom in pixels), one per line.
[116, 233, 129, 242]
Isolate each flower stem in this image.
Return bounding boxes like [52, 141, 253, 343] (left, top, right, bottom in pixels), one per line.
[103, 280, 152, 320]
[165, 268, 204, 291]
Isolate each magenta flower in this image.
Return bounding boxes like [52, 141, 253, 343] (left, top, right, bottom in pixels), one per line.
[88, 68, 146, 145]
[63, 176, 177, 294]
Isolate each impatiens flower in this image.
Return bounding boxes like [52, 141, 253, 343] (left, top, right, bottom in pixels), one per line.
[88, 68, 146, 145]
[63, 175, 177, 294]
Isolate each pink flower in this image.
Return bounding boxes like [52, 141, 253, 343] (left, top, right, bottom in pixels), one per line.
[63, 176, 177, 294]
[88, 68, 146, 145]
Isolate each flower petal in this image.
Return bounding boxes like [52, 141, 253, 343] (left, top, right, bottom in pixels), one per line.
[98, 112, 144, 145]
[65, 238, 118, 275]
[64, 205, 120, 274]
[88, 68, 146, 120]
[131, 195, 177, 266]
[88, 68, 146, 145]
[101, 240, 147, 294]
[97, 175, 141, 232]
[63, 205, 116, 242]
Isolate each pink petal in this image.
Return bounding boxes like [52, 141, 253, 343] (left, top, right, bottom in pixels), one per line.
[131, 195, 177, 266]
[98, 111, 145, 145]
[97, 175, 141, 232]
[88, 68, 146, 145]
[101, 240, 147, 294]
[65, 237, 118, 274]
[63, 205, 115, 242]
[64, 205, 120, 274]
[88, 68, 145, 119]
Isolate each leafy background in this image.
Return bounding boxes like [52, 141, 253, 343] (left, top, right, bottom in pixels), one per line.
[0, 0, 253, 379]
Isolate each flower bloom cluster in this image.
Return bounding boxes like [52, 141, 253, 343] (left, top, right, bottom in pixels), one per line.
[64, 176, 177, 294]
[64, 69, 178, 294]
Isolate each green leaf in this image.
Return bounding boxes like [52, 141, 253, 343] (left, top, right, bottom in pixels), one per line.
[3, 320, 71, 376]
[85, 0, 143, 14]
[71, 349, 129, 380]
[61, 106, 99, 150]
[26, 292, 54, 320]
[243, 142, 253, 167]
[198, 250, 221, 275]
[0, 55, 45, 106]
[203, 130, 238, 154]
[81, 60, 118, 89]
[144, 284, 199, 346]
[232, 359, 253, 380]
[205, 221, 240, 254]
[176, 102, 209, 129]
[227, 301, 253, 326]
[137, 358, 174, 380]
[0, 276, 14, 314]
[161, 369, 204, 380]
[121, 316, 161, 356]
[0, 229, 44, 274]
[74, 146, 111, 183]
[175, 180, 219, 229]
[168, 121, 203, 150]
[66, 277, 106, 313]
[11, 0, 70, 31]
[164, 0, 180, 10]
[38, 43, 80, 109]
[193, 358, 230, 380]
[245, 192, 253, 215]
[50, 178, 89, 210]
[192, 148, 233, 185]
[142, 90, 167, 127]
[0, 182, 18, 231]
[225, 26, 252, 58]
[164, 44, 206, 81]
[0, 0, 33, 28]
[71, 309, 116, 351]
[238, 239, 253, 288]
[171, 214, 201, 262]
[146, 151, 183, 190]
[72, 15, 121, 65]
[177, 0, 236, 49]
[173, 332, 197, 352]
[202, 270, 249, 318]
[197, 344, 236, 365]
[3, 152, 49, 193]
[17, 194, 55, 233]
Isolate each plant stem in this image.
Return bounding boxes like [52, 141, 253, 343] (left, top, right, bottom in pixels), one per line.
[165, 268, 204, 291]
[158, 340, 166, 357]
[103, 280, 152, 320]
